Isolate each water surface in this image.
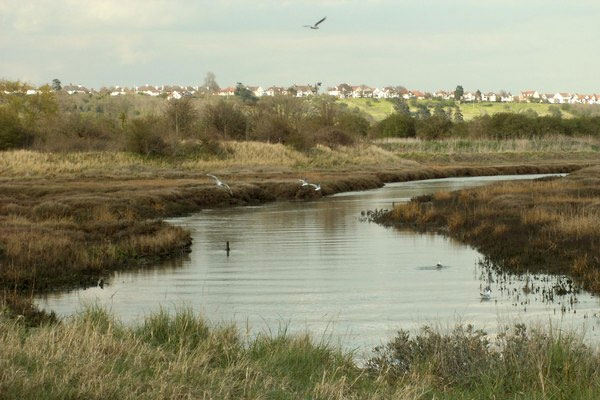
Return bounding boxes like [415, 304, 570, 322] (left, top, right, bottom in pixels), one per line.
[38, 174, 600, 353]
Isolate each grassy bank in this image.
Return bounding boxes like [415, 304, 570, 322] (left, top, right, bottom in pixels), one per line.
[378, 165, 600, 293]
[341, 98, 585, 122]
[1, 307, 599, 399]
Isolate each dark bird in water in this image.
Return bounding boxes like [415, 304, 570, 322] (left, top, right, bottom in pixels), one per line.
[304, 16, 326, 29]
[207, 174, 233, 195]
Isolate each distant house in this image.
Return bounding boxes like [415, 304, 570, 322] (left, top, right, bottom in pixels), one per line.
[265, 86, 285, 96]
[293, 85, 314, 97]
[109, 86, 128, 96]
[500, 93, 514, 102]
[25, 89, 39, 95]
[519, 90, 540, 102]
[552, 93, 570, 104]
[247, 86, 265, 97]
[542, 93, 555, 103]
[373, 87, 389, 99]
[63, 84, 90, 95]
[136, 85, 161, 96]
[218, 87, 235, 97]
[410, 90, 425, 100]
[350, 85, 374, 98]
[463, 92, 476, 102]
[167, 90, 182, 100]
[327, 86, 341, 97]
[481, 92, 497, 102]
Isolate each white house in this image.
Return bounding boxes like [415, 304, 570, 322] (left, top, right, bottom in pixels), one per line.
[293, 85, 314, 97]
[247, 86, 265, 97]
[63, 84, 90, 95]
[218, 87, 235, 97]
[481, 92, 497, 102]
[463, 92, 476, 102]
[25, 89, 39, 95]
[520, 90, 540, 102]
[167, 91, 182, 100]
[265, 86, 285, 96]
[552, 93, 570, 104]
[542, 93, 555, 103]
[136, 85, 161, 96]
[109, 86, 128, 96]
[500, 93, 514, 102]
[373, 87, 389, 99]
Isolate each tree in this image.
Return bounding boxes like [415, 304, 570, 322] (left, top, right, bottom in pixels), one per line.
[165, 97, 197, 136]
[390, 98, 410, 115]
[453, 107, 464, 122]
[454, 85, 464, 102]
[235, 82, 258, 104]
[203, 72, 220, 93]
[475, 89, 482, 102]
[414, 104, 431, 120]
[51, 79, 62, 91]
[433, 104, 447, 119]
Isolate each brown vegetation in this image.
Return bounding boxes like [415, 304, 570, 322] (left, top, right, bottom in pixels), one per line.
[379, 166, 600, 293]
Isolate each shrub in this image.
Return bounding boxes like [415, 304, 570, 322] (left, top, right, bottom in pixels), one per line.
[335, 110, 370, 137]
[126, 115, 170, 156]
[375, 113, 416, 138]
[201, 100, 247, 139]
[314, 126, 355, 147]
[0, 108, 32, 150]
[416, 115, 453, 140]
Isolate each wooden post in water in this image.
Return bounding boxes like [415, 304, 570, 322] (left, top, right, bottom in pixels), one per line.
[226, 241, 230, 256]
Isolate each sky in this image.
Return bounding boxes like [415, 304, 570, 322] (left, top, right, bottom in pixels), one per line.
[1, 0, 599, 93]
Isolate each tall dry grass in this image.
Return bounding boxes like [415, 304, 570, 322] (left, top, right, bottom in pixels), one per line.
[1, 307, 599, 399]
[0, 142, 417, 179]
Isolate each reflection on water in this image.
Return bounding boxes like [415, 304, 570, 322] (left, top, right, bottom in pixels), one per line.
[37, 174, 600, 353]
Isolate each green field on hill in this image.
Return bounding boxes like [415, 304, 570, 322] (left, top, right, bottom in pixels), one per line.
[339, 98, 569, 121]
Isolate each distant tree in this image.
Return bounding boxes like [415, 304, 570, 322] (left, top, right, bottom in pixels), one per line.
[389, 98, 410, 115]
[433, 104, 447, 119]
[165, 97, 197, 136]
[337, 83, 352, 98]
[549, 105, 562, 118]
[203, 72, 220, 93]
[234, 82, 258, 104]
[454, 85, 464, 102]
[453, 107, 464, 122]
[414, 104, 431, 120]
[51, 79, 62, 91]
[475, 89, 482, 102]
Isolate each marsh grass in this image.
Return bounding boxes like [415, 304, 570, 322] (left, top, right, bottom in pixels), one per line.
[381, 166, 600, 293]
[0, 143, 417, 179]
[376, 136, 600, 163]
[1, 307, 600, 399]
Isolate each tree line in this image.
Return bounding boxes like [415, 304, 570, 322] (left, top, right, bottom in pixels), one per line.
[2, 79, 600, 155]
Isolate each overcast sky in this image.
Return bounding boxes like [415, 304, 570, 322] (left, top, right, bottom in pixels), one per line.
[1, 0, 598, 92]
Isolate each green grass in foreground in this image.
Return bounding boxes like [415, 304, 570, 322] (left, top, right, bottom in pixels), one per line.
[1, 306, 600, 399]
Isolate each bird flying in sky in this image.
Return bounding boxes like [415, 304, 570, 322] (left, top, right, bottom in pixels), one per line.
[304, 16, 326, 30]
